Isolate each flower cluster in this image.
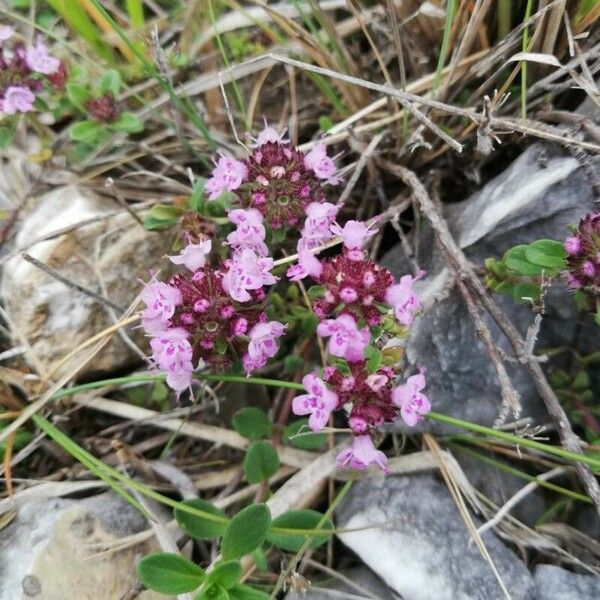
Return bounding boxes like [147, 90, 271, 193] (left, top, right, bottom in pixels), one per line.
[287, 208, 429, 471]
[564, 211, 600, 306]
[141, 202, 285, 389]
[141, 124, 430, 472]
[205, 129, 340, 230]
[0, 28, 64, 115]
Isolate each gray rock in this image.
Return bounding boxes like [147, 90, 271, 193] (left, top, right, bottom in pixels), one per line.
[1, 185, 171, 379]
[452, 451, 546, 527]
[533, 564, 600, 600]
[0, 492, 170, 600]
[335, 474, 535, 600]
[382, 144, 598, 433]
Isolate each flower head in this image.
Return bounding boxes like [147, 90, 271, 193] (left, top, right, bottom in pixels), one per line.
[150, 328, 194, 391]
[303, 142, 340, 185]
[314, 249, 394, 324]
[292, 372, 338, 431]
[317, 314, 370, 362]
[392, 370, 430, 426]
[0, 86, 35, 114]
[222, 249, 277, 302]
[238, 141, 329, 230]
[385, 273, 423, 327]
[170, 239, 212, 272]
[336, 435, 388, 472]
[85, 93, 120, 122]
[205, 154, 248, 200]
[330, 220, 376, 250]
[25, 40, 60, 74]
[564, 212, 600, 306]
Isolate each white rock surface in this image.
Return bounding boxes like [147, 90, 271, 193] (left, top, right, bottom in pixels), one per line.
[1, 185, 169, 378]
[336, 475, 535, 600]
[0, 492, 171, 600]
[534, 565, 600, 600]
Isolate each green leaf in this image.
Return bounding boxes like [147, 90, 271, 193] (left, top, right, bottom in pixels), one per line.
[252, 547, 268, 571]
[143, 215, 179, 230]
[0, 126, 16, 150]
[302, 312, 318, 336]
[99, 69, 121, 96]
[595, 305, 600, 327]
[307, 285, 326, 299]
[229, 584, 270, 600]
[504, 245, 545, 277]
[232, 407, 272, 440]
[221, 504, 271, 560]
[137, 553, 205, 594]
[208, 560, 242, 589]
[69, 120, 101, 144]
[112, 111, 143, 133]
[266, 509, 332, 552]
[284, 419, 327, 450]
[243, 441, 280, 483]
[66, 83, 91, 111]
[195, 583, 229, 600]
[319, 115, 334, 132]
[215, 338, 228, 355]
[512, 282, 540, 303]
[524, 239, 567, 269]
[189, 179, 207, 212]
[364, 345, 383, 373]
[175, 498, 228, 540]
[283, 355, 304, 373]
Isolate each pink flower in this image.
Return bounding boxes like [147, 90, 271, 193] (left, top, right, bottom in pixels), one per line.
[365, 373, 388, 391]
[385, 273, 422, 326]
[303, 142, 340, 184]
[301, 202, 338, 248]
[330, 220, 376, 250]
[564, 236, 582, 255]
[205, 154, 248, 200]
[292, 372, 338, 431]
[247, 320, 285, 361]
[226, 208, 268, 256]
[317, 314, 370, 362]
[150, 328, 194, 391]
[392, 370, 431, 426]
[222, 249, 277, 302]
[566, 273, 582, 289]
[286, 240, 323, 282]
[25, 40, 60, 75]
[336, 435, 388, 471]
[0, 86, 35, 114]
[140, 279, 182, 334]
[252, 122, 288, 147]
[0, 25, 14, 41]
[582, 260, 596, 277]
[169, 239, 211, 272]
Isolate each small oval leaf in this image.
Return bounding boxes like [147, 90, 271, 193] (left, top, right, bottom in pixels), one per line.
[243, 441, 280, 484]
[136, 552, 205, 594]
[221, 504, 271, 560]
[232, 406, 272, 439]
[175, 498, 228, 540]
[267, 509, 333, 552]
[208, 560, 242, 589]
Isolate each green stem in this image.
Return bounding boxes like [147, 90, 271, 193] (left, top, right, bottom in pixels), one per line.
[450, 443, 592, 504]
[427, 411, 600, 472]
